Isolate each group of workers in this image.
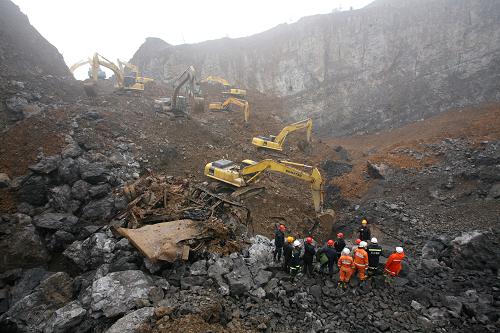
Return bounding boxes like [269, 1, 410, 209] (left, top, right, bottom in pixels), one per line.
[273, 219, 405, 288]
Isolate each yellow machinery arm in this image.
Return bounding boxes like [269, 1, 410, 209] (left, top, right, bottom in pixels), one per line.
[252, 118, 312, 151]
[209, 97, 249, 123]
[69, 58, 90, 73]
[90, 53, 124, 88]
[241, 159, 323, 213]
[202, 76, 230, 87]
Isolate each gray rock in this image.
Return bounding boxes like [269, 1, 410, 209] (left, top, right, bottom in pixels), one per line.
[5, 96, 28, 120]
[63, 232, 116, 270]
[488, 183, 500, 198]
[16, 174, 49, 206]
[16, 202, 35, 216]
[225, 260, 253, 296]
[71, 180, 91, 201]
[80, 163, 110, 184]
[9, 268, 51, 305]
[442, 295, 462, 314]
[29, 155, 61, 174]
[247, 235, 274, 269]
[419, 259, 442, 271]
[411, 300, 424, 311]
[61, 143, 83, 159]
[32, 212, 79, 232]
[367, 161, 390, 179]
[310, 285, 322, 300]
[91, 270, 154, 317]
[58, 158, 80, 184]
[253, 269, 272, 287]
[89, 184, 111, 199]
[81, 196, 115, 222]
[250, 287, 266, 299]
[180, 276, 206, 289]
[43, 300, 86, 333]
[190, 260, 207, 276]
[0, 173, 11, 188]
[48, 185, 80, 213]
[105, 307, 154, 333]
[1, 272, 73, 332]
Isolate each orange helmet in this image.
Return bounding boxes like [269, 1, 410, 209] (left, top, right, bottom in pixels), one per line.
[327, 240, 334, 247]
[279, 224, 286, 231]
[356, 239, 361, 245]
[306, 237, 313, 244]
[337, 233, 344, 239]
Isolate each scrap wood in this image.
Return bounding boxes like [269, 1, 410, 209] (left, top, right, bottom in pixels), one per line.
[116, 219, 212, 262]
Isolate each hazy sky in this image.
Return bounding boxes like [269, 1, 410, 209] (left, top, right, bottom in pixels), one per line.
[13, 0, 374, 78]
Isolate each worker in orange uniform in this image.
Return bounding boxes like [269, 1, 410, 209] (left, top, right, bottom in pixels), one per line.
[353, 241, 369, 281]
[385, 247, 405, 280]
[337, 248, 354, 289]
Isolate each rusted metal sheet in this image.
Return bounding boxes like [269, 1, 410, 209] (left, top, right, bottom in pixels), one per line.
[117, 219, 210, 262]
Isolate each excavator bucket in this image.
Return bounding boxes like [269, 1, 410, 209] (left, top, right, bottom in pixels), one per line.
[317, 209, 335, 231]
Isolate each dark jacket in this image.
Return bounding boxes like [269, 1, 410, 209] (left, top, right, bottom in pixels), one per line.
[274, 230, 285, 247]
[358, 226, 371, 241]
[317, 246, 337, 264]
[303, 243, 316, 262]
[334, 238, 346, 253]
[367, 243, 383, 267]
[283, 244, 293, 261]
[290, 248, 301, 266]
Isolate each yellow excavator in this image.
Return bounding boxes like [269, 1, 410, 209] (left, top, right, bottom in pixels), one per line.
[202, 76, 230, 88]
[70, 53, 151, 92]
[252, 118, 312, 151]
[208, 97, 250, 123]
[117, 59, 154, 87]
[204, 158, 324, 214]
[222, 88, 247, 99]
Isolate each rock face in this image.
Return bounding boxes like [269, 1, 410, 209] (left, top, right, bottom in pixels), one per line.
[131, 0, 500, 136]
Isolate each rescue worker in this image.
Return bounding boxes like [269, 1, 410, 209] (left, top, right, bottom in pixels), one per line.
[283, 236, 295, 273]
[351, 238, 361, 254]
[385, 246, 405, 279]
[289, 240, 302, 278]
[337, 248, 354, 289]
[334, 233, 346, 254]
[366, 237, 383, 276]
[302, 237, 316, 277]
[358, 219, 371, 242]
[273, 224, 286, 262]
[317, 240, 337, 276]
[353, 241, 369, 281]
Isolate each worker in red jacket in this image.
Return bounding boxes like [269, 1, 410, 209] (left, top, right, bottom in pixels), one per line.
[353, 241, 369, 281]
[385, 247, 405, 278]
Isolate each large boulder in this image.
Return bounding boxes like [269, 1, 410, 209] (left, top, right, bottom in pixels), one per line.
[90, 270, 154, 317]
[0, 272, 73, 332]
[32, 212, 79, 232]
[247, 235, 274, 270]
[446, 231, 500, 272]
[61, 142, 83, 159]
[63, 232, 116, 270]
[43, 300, 87, 333]
[16, 174, 50, 206]
[80, 162, 110, 185]
[207, 257, 234, 295]
[58, 158, 80, 185]
[225, 258, 253, 296]
[80, 196, 115, 222]
[48, 185, 80, 213]
[105, 307, 154, 333]
[71, 180, 91, 202]
[28, 156, 61, 174]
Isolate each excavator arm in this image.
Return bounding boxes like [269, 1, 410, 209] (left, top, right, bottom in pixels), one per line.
[240, 159, 323, 213]
[221, 97, 250, 123]
[202, 76, 230, 87]
[171, 66, 197, 112]
[69, 58, 90, 74]
[90, 53, 124, 88]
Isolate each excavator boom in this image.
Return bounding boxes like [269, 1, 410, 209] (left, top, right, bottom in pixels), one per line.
[202, 76, 230, 87]
[252, 118, 312, 151]
[208, 97, 249, 123]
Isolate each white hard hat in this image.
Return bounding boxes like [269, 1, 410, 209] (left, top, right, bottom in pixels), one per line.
[396, 247, 404, 253]
[359, 241, 368, 248]
[293, 240, 301, 247]
[371, 237, 378, 244]
[342, 248, 350, 255]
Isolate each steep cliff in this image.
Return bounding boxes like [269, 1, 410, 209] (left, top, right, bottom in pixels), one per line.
[131, 0, 500, 136]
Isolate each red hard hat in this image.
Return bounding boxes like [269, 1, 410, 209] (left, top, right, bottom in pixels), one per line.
[327, 239, 334, 247]
[306, 237, 313, 244]
[337, 233, 344, 239]
[279, 224, 286, 231]
[356, 239, 361, 245]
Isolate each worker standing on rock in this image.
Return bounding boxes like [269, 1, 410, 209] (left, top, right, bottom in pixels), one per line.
[302, 237, 316, 277]
[337, 248, 354, 289]
[385, 247, 405, 280]
[317, 240, 337, 276]
[367, 237, 383, 276]
[273, 224, 286, 262]
[283, 236, 295, 273]
[334, 233, 346, 253]
[358, 219, 371, 241]
[289, 240, 302, 279]
[353, 241, 369, 281]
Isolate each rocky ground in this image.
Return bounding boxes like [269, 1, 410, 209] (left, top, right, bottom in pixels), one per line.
[1, 1, 500, 331]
